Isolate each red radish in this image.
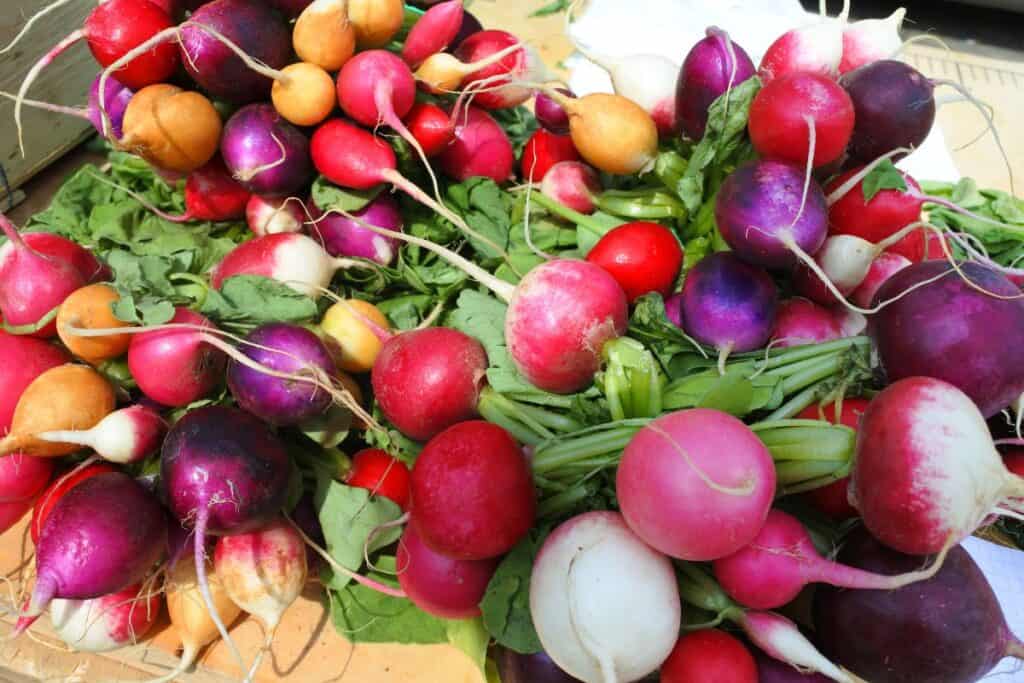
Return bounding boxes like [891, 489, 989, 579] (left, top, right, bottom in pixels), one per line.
[676, 27, 757, 140]
[849, 251, 911, 308]
[617, 409, 776, 561]
[714, 509, 940, 610]
[439, 105, 516, 183]
[839, 8, 906, 74]
[797, 397, 869, 519]
[0, 215, 87, 337]
[1004, 449, 1024, 479]
[181, 158, 251, 222]
[660, 629, 758, 683]
[535, 88, 574, 135]
[770, 298, 845, 348]
[520, 129, 580, 182]
[825, 166, 925, 261]
[30, 463, 117, 545]
[128, 308, 227, 407]
[0, 498, 33, 536]
[454, 30, 543, 109]
[345, 448, 411, 510]
[759, 18, 843, 83]
[50, 583, 160, 652]
[401, 0, 463, 68]
[852, 376, 1024, 555]
[0, 331, 68, 431]
[247, 195, 305, 237]
[585, 222, 683, 302]
[0, 453, 53, 504]
[748, 72, 854, 168]
[405, 102, 455, 158]
[396, 524, 498, 619]
[34, 405, 166, 465]
[15, 233, 111, 285]
[410, 420, 535, 560]
[540, 161, 601, 214]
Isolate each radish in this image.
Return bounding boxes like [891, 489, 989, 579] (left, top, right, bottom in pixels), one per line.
[180, 0, 291, 103]
[713, 509, 942, 610]
[180, 158, 252, 222]
[11, 232, 111, 286]
[852, 376, 1024, 555]
[839, 8, 906, 74]
[404, 102, 456, 157]
[530, 511, 680, 683]
[396, 524, 498, 619]
[226, 323, 336, 426]
[439, 105, 516, 183]
[50, 583, 161, 652]
[310, 194, 404, 265]
[617, 408, 776, 561]
[521, 128, 580, 183]
[0, 331, 68, 431]
[814, 527, 1024, 682]
[34, 405, 166, 464]
[88, 74, 133, 139]
[127, 308, 226, 407]
[247, 195, 305, 237]
[161, 405, 290, 676]
[585, 221, 683, 302]
[348, 0, 405, 49]
[220, 104, 313, 196]
[0, 453, 53, 504]
[18, 472, 166, 626]
[872, 261, 1024, 417]
[770, 298, 846, 348]
[320, 298, 391, 373]
[454, 30, 544, 109]
[790, 234, 877, 305]
[797, 397, 869, 520]
[748, 72, 854, 169]
[0, 215, 87, 337]
[677, 252, 777, 366]
[118, 83, 223, 174]
[535, 88, 574, 135]
[540, 161, 601, 215]
[414, 42, 529, 95]
[495, 648, 581, 683]
[759, 16, 844, 84]
[345, 448, 411, 510]
[660, 629, 758, 683]
[735, 610, 858, 683]
[676, 27, 756, 140]
[293, 0, 355, 72]
[401, 0, 463, 68]
[0, 498, 32, 536]
[410, 420, 534, 559]
[754, 650, 832, 682]
[451, 7, 482, 49]
[30, 463, 117, 545]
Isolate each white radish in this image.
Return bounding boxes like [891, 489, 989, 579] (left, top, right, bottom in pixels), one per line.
[246, 195, 305, 237]
[840, 8, 906, 74]
[35, 405, 166, 464]
[737, 610, 862, 683]
[759, 19, 845, 83]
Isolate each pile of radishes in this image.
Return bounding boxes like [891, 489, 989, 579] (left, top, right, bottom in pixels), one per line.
[2, 0, 1024, 681]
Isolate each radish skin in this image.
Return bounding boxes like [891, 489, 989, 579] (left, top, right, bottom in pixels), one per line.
[401, 0, 463, 68]
[0, 453, 53, 504]
[0, 331, 68, 432]
[840, 8, 906, 74]
[540, 161, 601, 214]
[738, 610, 859, 683]
[35, 405, 166, 464]
[247, 195, 305, 237]
[759, 19, 843, 83]
[50, 584, 161, 652]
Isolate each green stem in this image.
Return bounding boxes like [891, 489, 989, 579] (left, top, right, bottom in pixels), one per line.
[529, 191, 615, 237]
[478, 387, 555, 441]
[170, 271, 211, 309]
[477, 391, 547, 446]
[593, 195, 686, 220]
[530, 420, 650, 475]
[536, 484, 594, 519]
[676, 563, 736, 614]
[754, 337, 866, 371]
[763, 379, 833, 421]
[780, 356, 843, 395]
[1, 305, 59, 335]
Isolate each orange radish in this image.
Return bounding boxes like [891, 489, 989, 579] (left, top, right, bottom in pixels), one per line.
[56, 283, 132, 365]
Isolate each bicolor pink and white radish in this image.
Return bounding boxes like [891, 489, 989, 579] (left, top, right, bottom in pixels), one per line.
[49, 583, 161, 652]
[34, 404, 167, 464]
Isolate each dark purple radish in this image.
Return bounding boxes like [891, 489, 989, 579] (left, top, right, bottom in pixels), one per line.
[871, 260, 1024, 417]
[715, 159, 829, 270]
[676, 27, 756, 140]
[813, 527, 1024, 683]
[180, 0, 292, 104]
[160, 405, 290, 675]
[535, 88, 574, 135]
[401, 0, 463, 68]
[754, 649, 832, 682]
[17, 473, 166, 629]
[496, 647, 582, 683]
[269, 0, 313, 17]
[309, 193, 404, 265]
[34, 404, 166, 464]
[451, 9, 483, 51]
[220, 104, 312, 196]
[226, 323, 336, 426]
[679, 252, 777, 366]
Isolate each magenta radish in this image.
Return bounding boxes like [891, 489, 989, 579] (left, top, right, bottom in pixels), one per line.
[220, 104, 312, 196]
[49, 583, 161, 652]
[15, 233, 111, 285]
[853, 376, 1024, 555]
[530, 511, 680, 683]
[616, 409, 775, 561]
[850, 251, 910, 307]
[181, 158, 251, 222]
[754, 650, 832, 682]
[453, 29, 543, 109]
[396, 524, 498, 619]
[675, 26, 757, 140]
[770, 298, 845, 348]
[438, 105, 516, 183]
[871, 261, 1024, 417]
[405, 102, 456, 157]
[0, 498, 32, 535]
[540, 161, 601, 214]
[715, 159, 829, 270]
[713, 510, 941, 610]
[247, 195, 305, 237]
[0, 331, 68, 431]
[128, 308, 226, 407]
[309, 194, 404, 265]
[0, 453, 53, 504]
[401, 0, 463, 68]
[179, 0, 291, 103]
[19, 472, 166, 626]
[88, 74, 134, 139]
[34, 405, 166, 464]
[534, 88, 574, 135]
[759, 17, 844, 83]
[839, 8, 906, 74]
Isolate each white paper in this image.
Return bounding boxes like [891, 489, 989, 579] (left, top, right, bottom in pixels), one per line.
[963, 537, 1024, 680]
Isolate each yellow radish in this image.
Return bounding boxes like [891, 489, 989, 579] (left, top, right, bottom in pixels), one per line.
[56, 283, 133, 365]
[320, 299, 390, 373]
[294, 0, 356, 71]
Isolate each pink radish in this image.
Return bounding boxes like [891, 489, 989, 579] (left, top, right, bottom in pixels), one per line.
[0, 497, 33, 535]
[540, 161, 601, 214]
[850, 251, 911, 308]
[0, 331, 69, 431]
[50, 583, 161, 652]
[34, 405, 167, 464]
[401, 0, 463, 68]
[852, 376, 1024, 555]
[438, 105, 515, 183]
[839, 8, 906, 74]
[453, 30, 544, 109]
[759, 15, 844, 84]
[13, 232, 111, 285]
[247, 195, 305, 236]
[770, 298, 846, 348]
[713, 509, 941, 610]
[0, 453, 53, 504]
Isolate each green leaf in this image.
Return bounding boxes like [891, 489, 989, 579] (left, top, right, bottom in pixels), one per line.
[299, 404, 353, 449]
[530, 0, 569, 17]
[861, 159, 908, 202]
[311, 175, 383, 213]
[200, 275, 318, 329]
[695, 372, 756, 415]
[480, 535, 543, 653]
[445, 618, 491, 675]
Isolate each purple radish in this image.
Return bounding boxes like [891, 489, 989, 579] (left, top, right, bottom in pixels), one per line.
[540, 160, 601, 214]
[88, 74, 134, 138]
[676, 27, 756, 140]
[401, 0, 463, 68]
[665, 291, 684, 328]
[755, 649, 832, 682]
[496, 647, 583, 683]
[49, 583, 161, 653]
[309, 194, 404, 265]
[220, 104, 312, 196]
[34, 404, 167, 464]
[715, 159, 829, 270]
[18, 472, 166, 627]
[226, 323, 336, 426]
[247, 195, 305, 237]
[535, 88, 575, 135]
[180, 0, 292, 103]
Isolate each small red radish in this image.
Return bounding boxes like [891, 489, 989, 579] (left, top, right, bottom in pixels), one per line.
[345, 448, 411, 510]
[660, 629, 758, 683]
[839, 8, 906, 74]
[585, 221, 683, 302]
[540, 161, 601, 214]
[770, 298, 845, 348]
[676, 27, 757, 140]
[849, 251, 911, 308]
[34, 405, 166, 465]
[0, 453, 53, 504]
[401, 0, 463, 68]
[181, 158, 251, 222]
[748, 71, 854, 169]
[396, 524, 498, 619]
[50, 583, 161, 652]
[31, 463, 117, 545]
[617, 409, 776, 561]
[759, 18, 843, 84]
[454, 30, 543, 109]
[410, 420, 535, 560]
[247, 195, 305, 237]
[0, 331, 69, 431]
[797, 397, 870, 520]
[853, 376, 1024, 555]
[825, 166, 925, 261]
[404, 101, 455, 157]
[520, 128, 579, 182]
[438, 105, 516, 183]
[1003, 449, 1024, 479]
[534, 88, 574, 135]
